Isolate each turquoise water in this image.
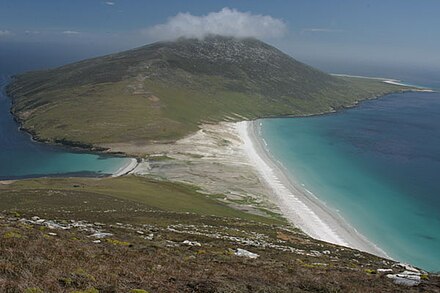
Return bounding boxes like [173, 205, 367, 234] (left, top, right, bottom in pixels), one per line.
[261, 91, 440, 272]
[0, 75, 132, 180]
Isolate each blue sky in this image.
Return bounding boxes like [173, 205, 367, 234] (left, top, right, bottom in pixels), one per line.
[1, 0, 440, 77]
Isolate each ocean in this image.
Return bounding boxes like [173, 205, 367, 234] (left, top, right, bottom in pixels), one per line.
[261, 90, 440, 271]
[0, 75, 132, 180]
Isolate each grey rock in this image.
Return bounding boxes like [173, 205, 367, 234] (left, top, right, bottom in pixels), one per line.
[235, 248, 259, 259]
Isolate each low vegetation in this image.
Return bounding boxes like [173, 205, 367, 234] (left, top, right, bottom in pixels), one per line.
[1, 36, 431, 292]
[6, 36, 410, 150]
[0, 176, 281, 224]
[0, 176, 438, 292]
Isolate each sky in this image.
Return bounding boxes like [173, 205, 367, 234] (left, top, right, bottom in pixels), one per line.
[1, 0, 440, 80]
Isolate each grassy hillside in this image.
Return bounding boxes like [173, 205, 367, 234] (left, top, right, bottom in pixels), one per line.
[6, 36, 409, 148]
[0, 176, 281, 224]
[1, 176, 438, 292]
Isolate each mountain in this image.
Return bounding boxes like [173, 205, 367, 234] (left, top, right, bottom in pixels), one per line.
[7, 35, 406, 148]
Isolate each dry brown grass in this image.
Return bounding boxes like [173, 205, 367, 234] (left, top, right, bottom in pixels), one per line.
[0, 178, 438, 292]
[1, 216, 439, 293]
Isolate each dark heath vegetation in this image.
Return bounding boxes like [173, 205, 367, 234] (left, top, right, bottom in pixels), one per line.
[1, 177, 439, 292]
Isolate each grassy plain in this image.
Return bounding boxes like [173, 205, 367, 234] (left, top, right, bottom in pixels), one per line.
[0, 176, 282, 225]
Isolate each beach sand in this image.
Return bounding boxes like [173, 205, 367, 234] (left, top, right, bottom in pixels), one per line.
[383, 80, 434, 92]
[127, 122, 281, 217]
[118, 120, 388, 258]
[112, 158, 138, 177]
[332, 73, 433, 92]
[237, 120, 389, 258]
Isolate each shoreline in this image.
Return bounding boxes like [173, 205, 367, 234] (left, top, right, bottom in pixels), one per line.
[332, 73, 435, 92]
[4, 72, 422, 164]
[112, 158, 139, 177]
[236, 120, 389, 258]
[1, 75, 138, 179]
[382, 80, 434, 92]
[0, 73, 429, 257]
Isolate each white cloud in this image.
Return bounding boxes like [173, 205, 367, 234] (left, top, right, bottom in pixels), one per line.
[301, 28, 344, 34]
[25, 30, 40, 35]
[104, 1, 115, 5]
[62, 30, 81, 35]
[144, 8, 287, 40]
[0, 30, 12, 37]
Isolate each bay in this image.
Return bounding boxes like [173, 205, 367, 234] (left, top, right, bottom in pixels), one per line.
[261, 91, 440, 271]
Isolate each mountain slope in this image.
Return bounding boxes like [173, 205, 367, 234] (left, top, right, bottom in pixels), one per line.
[7, 36, 407, 148]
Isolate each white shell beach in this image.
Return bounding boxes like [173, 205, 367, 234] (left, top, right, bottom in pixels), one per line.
[235, 120, 389, 258]
[127, 120, 389, 258]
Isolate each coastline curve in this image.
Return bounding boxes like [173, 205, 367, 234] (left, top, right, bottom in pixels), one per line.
[236, 120, 390, 258]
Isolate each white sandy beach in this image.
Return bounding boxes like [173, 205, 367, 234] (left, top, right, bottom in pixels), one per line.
[383, 80, 434, 92]
[112, 158, 138, 177]
[236, 120, 389, 258]
[332, 73, 434, 92]
[119, 119, 388, 257]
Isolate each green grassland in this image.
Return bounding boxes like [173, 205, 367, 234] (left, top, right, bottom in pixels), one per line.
[0, 176, 282, 225]
[6, 37, 411, 149]
[7, 74, 407, 148]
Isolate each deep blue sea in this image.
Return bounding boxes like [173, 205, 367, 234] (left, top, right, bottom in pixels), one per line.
[261, 89, 440, 272]
[0, 75, 131, 180]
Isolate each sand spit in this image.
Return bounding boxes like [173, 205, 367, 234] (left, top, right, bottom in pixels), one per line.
[118, 121, 389, 258]
[128, 122, 281, 218]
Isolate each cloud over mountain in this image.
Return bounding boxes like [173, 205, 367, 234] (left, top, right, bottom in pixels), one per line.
[144, 8, 287, 40]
